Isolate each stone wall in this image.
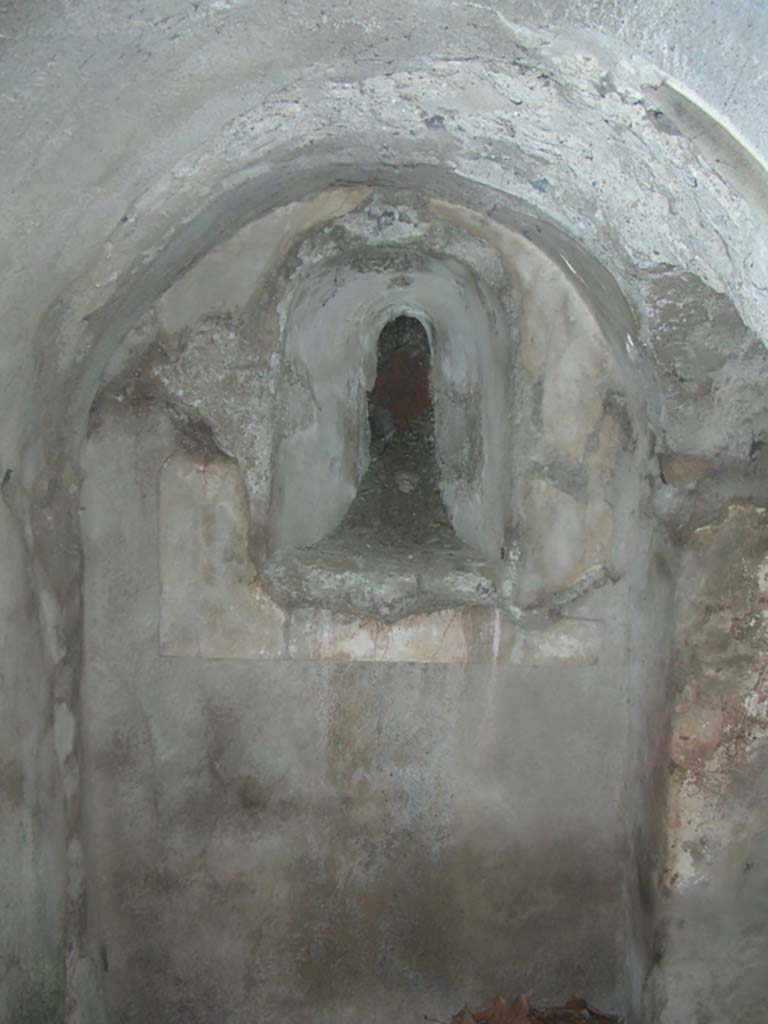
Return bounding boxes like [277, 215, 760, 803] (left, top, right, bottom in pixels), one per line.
[0, 499, 66, 1023]
[80, 399, 631, 1023]
[74, 185, 649, 1022]
[648, 505, 768, 1024]
[1, 2, 768, 1021]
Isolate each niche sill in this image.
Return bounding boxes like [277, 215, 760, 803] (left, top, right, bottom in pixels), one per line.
[262, 538, 501, 623]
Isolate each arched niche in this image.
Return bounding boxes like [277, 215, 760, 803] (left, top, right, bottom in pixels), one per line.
[268, 250, 514, 566]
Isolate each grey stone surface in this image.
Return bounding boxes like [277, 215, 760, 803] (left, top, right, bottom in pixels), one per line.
[0, 499, 66, 1023]
[648, 506, 768, 1024]
[78, 179, 641, 1019]
[81, 400, 629, 1023]
[0, 1, 767, 1022]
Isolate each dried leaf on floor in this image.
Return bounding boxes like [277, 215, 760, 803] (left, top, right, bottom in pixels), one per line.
[448, 993, 622, 1024]
[473, 994, 530, 1024]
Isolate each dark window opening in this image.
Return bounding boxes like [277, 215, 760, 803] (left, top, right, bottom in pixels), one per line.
[336, 315, 456, 550]
[368, 315, 432, 447]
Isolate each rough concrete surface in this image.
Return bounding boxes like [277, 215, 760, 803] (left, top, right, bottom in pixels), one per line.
[1, 2, 767, 1023]
[81, 400, 628, 1023]
[648, 506, 768, 1024]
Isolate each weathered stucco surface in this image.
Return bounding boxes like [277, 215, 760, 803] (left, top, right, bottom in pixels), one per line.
[0, 500, 66, 1022]
[1, 2, 767, 1022]
[81, 399, 630, 1022]
[649, 506, 768, 1024]
[75, 185, 642, 1020]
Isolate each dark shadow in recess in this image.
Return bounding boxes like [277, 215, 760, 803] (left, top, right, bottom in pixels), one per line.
[263, 315, 498, 620]
[333, 315, 456, 552]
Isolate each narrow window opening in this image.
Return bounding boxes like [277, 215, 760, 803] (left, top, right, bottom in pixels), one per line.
[337, 315, 455, 550]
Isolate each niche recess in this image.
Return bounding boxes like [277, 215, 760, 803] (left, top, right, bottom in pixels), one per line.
[142, 191, 632, 661]
[263, 251, 515, 620]
[329, 314, 453, 551]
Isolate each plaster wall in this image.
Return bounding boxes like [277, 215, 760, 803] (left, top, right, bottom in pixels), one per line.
[80, 399, 631, 1023]
[1, 2, 768, 1022]
[648, 505, 768, 1024]
[0, 503, 66, 1022]
[74, 185, 650, 1022]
